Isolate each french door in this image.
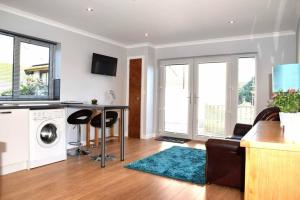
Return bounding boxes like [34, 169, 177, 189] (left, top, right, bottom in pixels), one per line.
[193, 57, 231, 139]
[159, 55, 256, 140]
[159, 59, 194, 139]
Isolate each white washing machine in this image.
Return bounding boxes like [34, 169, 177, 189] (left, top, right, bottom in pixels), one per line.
[29, 109, 67, 168]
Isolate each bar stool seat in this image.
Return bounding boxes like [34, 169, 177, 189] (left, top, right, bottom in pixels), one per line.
[90, 111, 118, 128]
[67, 109, 93, 156]
[67, 110, 92, 124]
[90, 111, 118, 161]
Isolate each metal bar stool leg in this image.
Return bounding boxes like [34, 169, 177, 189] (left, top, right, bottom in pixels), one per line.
[91, 128, 116, 162]
[78, 125, 89, 155]
[68, 125, 90, 156]
[90, 111, 118, 165]
[120, 109, 125, 161]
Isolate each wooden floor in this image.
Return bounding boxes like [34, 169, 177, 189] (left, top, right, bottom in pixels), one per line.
[0, 138, 243, 200]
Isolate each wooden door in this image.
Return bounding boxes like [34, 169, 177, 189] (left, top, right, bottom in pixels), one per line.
[128, 59, 142, 138]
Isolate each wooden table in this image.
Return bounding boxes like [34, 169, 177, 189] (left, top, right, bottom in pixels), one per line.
[240, 121, 300, 200]
[66, 104, 129, 167]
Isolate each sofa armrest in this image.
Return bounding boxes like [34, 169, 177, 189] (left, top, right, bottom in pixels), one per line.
[206, 138, 241, 152]
[233, 123, 252, 137]
[205, 138, 245, 189]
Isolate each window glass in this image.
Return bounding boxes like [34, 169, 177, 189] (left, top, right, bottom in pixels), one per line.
[237, 57, 256, 124]
[0, 34, 14, 97]
[164, 64, 189, 134]
[20, 42, 50, 97]
[197, 62, 227, 136]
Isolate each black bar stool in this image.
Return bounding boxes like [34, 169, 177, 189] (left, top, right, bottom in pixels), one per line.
[67, 109, 93, 156]
[90, 111, 118, 161]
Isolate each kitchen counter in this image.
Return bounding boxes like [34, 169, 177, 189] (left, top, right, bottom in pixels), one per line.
[0, 103, 129, 110]
[0, 103, 65, 110]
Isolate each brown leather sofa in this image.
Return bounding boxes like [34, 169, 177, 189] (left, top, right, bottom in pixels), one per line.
[205, 107, 280, 190]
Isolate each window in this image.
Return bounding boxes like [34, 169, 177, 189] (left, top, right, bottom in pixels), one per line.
[0, 31, 56, 100]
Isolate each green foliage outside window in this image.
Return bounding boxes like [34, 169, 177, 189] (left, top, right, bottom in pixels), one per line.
[1, 75, 48, 96]
[238, 78, 255, 104]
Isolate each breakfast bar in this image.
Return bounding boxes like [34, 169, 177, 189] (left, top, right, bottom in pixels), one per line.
[65, 104, 129, 167]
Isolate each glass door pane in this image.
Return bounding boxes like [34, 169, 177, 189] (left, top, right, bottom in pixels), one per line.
[196, 62, 227, 137]
[163, 64, 191, 137]
[237, 57, 256, 124]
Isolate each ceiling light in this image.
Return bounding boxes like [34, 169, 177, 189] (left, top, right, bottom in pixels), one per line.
[144, 33, 149, 37]
[228, 20, 235, 24]
[86, 7, 94, 12]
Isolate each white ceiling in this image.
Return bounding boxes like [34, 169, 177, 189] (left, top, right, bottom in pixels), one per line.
[0, 0, 299, 46]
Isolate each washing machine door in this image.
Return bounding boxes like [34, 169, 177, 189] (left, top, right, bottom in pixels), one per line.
[37, 120, 61, 148]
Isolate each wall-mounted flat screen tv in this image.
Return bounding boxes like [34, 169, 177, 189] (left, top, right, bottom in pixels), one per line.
[91, 53, 118, 76]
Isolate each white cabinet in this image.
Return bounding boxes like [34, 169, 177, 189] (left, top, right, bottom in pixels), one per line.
[0, 109, 29, 175]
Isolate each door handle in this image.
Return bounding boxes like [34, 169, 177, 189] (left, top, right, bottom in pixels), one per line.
[187, 92, 192, 104]
[136, 97, 140, 101]
[194, 96, 199, 104]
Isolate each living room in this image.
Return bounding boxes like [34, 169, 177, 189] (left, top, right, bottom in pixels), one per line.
[0, 0, 300, 200]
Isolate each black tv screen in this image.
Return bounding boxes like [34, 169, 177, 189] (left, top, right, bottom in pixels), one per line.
[91, 53, 117, 76]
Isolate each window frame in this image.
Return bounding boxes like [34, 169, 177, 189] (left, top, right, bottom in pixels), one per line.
[0, 32, 14, 100]
[0, 31, 56, 101]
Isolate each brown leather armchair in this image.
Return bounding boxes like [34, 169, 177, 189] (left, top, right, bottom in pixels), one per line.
[205, 107, 280, 189]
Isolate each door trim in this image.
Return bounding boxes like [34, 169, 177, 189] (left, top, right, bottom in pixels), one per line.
[126, 56, 145, 139]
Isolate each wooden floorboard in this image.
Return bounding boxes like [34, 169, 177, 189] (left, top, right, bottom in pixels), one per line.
[0, 138, 243, 200]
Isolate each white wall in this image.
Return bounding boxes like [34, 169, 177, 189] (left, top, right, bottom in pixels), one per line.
[146, 47, 155, 137]
[154, 34, 296, 134]
[0, 10, 127, 104]
[0, 10, 127, 144]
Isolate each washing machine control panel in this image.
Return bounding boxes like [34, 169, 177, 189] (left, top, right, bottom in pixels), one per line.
[31, 109, 65, 120]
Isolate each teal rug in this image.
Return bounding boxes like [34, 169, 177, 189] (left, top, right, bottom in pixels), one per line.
[124, 146, 206, 184]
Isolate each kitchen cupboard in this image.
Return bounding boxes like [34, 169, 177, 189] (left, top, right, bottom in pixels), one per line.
[0, 109, 29, 175]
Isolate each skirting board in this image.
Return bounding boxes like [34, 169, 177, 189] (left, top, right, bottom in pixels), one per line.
[29, 154, 66, 169]
[141, 133, 156, 139]
[0, 161, 28, 175]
